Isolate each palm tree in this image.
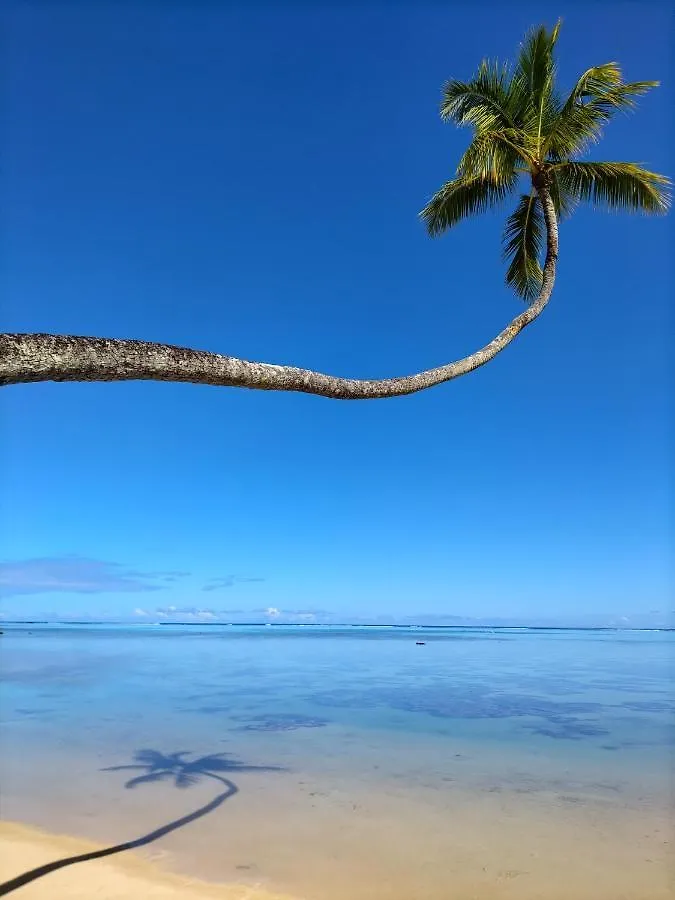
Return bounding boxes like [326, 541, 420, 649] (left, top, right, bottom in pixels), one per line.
[420, 20, 670, 304]
[0, 22, 668, 398]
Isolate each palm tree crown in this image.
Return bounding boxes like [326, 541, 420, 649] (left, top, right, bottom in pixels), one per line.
[420, 20, 671, 301]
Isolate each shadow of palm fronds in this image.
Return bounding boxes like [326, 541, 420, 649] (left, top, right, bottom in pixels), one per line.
[102, 748, 282, 790]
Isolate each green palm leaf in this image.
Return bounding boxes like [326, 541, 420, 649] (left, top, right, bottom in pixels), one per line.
[555, 162, 671, 213]
[513, 20, 561, 102]
[511, 20, 562, 148]
[441, 60, 515, 131]
[566, 63, 657, 114]
[420, 173, 516, 236]
[502, 193, 544, 301]
[456, 132, 521, 180]
[546, 64, 658, 157]
[549, 170, 578, 219]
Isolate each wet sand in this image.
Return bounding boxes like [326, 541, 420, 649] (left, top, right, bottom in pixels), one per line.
[2, 772, 673, 900]
[0, 821, 296, 900]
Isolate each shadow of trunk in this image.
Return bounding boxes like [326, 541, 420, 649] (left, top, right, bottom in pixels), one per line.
[0, 779, 238, 896]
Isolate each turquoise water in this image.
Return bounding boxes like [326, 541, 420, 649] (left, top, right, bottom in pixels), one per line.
[1, 624, 673, 898]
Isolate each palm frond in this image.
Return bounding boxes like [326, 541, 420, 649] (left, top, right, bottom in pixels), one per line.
[420, 173, 516, 236]
[544, 103, 612, 159]
[441, 59, 515, 131]
[555, 162, 671, 213]
[567, 62, 657, 113]
[502, 192, 545, 301]
[511, 20, 562, 144]
[545, 64, 659, 157]
[549, 170, 578, 219]
[456, 132, 521, 179]
[514, 21, 560, 94]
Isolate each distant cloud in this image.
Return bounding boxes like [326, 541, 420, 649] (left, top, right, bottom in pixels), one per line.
[251, 607, 329, 622]
[152, 606, 219, 621]
[0, 557, 186, 598]
[129, 605, 330, 624]
[160, 572, 190, 583]
[202, 575, 265, 592]
[202, 577, 234, 591]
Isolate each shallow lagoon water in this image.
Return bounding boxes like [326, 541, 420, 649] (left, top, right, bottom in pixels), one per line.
[1, 624, 673, 898]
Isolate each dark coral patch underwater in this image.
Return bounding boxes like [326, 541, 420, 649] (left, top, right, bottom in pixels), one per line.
[308, 683, 608, 740]
[232, 713, 330, 732]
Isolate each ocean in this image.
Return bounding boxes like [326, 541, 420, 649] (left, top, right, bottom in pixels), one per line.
[1, 624, 673, 899]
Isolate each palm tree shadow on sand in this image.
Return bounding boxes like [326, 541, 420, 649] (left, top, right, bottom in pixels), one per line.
[0, 749, 283, 896]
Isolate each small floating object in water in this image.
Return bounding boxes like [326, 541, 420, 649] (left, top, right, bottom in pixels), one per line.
[415, 641, 426, 645]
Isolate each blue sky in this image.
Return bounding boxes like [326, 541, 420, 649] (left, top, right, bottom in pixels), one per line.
[1, 2, 671, 625]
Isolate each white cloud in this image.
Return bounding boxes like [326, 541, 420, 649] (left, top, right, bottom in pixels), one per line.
[0, 557, 173, 597]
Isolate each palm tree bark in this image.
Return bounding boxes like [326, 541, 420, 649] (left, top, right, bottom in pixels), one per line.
[0, 190, 558, 399]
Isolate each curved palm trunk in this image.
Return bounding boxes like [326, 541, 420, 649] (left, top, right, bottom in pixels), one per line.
[0, 191, 558, 399]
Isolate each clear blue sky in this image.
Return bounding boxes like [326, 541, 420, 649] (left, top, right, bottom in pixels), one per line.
[1, 2, 671, 625]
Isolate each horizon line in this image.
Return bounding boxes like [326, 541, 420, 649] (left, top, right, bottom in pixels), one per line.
[0, 620, 672, 633]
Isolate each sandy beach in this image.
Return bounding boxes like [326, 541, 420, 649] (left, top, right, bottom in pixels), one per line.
[2, 800, 673, 900]
[0, 822, 297, 900]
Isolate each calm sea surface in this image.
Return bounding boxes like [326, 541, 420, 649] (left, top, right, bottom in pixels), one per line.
[1, 624, 673, 899]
